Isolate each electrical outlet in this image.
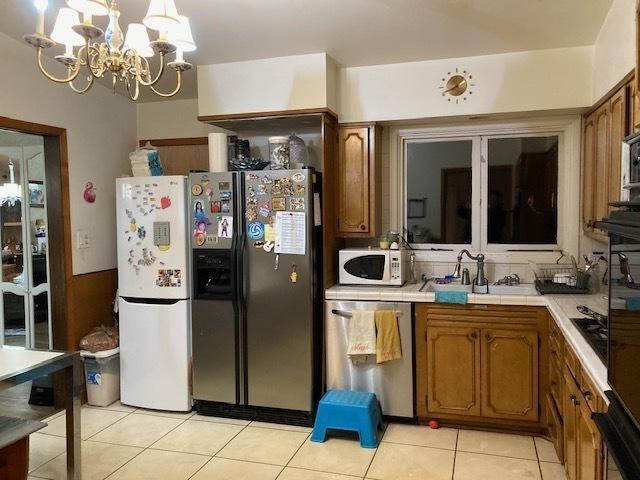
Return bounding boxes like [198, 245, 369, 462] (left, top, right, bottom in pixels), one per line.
[76, 230, 90, 249]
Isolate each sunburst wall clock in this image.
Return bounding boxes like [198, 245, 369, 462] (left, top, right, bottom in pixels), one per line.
[440, 68, 475, 104]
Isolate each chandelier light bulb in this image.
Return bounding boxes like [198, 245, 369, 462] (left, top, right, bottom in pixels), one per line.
[34, 0, 48, 12]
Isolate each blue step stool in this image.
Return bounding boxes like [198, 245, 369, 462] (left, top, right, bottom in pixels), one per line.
[311, 390, 383, 448]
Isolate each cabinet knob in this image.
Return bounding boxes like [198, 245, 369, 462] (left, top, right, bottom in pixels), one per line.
[469, 331, 478, 340]
[360, 224, 366, 230]
[582, 390, 592, 400]
[485, 332, 494, 343]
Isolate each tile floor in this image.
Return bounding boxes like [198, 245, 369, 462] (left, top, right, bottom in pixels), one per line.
[27, 402, 567, 480]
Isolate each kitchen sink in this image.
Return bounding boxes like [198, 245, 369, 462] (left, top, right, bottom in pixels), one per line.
[425, 281, 538, 296]
[425, 282, 473, 293]
[488, 284, 538, 296]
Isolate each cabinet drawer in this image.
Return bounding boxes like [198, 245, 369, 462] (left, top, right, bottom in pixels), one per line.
[564, 343, 580, 379]
[546, 393, 564, 463]
[579, 369, 603, 413]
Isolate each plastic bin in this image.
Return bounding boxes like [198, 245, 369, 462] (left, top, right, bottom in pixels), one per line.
[80, 347, 120, 407]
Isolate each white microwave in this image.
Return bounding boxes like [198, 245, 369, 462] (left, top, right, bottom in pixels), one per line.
[339, 248, 408, 286]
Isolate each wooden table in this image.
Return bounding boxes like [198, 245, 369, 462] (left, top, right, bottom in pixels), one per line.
[0, 347, 81, 479]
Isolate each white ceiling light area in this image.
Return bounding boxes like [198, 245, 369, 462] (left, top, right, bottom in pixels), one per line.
[0, 0, 614, 101]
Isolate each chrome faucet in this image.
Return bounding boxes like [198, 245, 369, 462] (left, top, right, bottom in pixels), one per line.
[452, 249, 489, 292]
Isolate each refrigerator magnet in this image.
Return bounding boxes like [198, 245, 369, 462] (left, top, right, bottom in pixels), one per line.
[220, 191, 232, 200]
[294, 184, 306, 196]
[196, 233, 206, 246]
[261, 175, 273, 185]
[201, 174, 210, 187]
[218, 216, 233, 238]
[292, 172, 305, 183]
[290, 198, 305, 211]
[205, 188, 213, 201]
[246, 209, 257, 222]
[253, 241, 265, 249]
[160, 196, 171, 209]
[248, 186, 256, 198]
[221, 200, 231, 213]
[259, 202, 271, 218]
[248, 222, 265, 240]
[219, 181, 230, 190]
[272, 197, 286, 211]
[271, 180, 283, 195]
[191, 184, 203, 196]
[193, 219, 209, 237]
[194, 201, 206, 220]
[206, 234, 218, 244]
[263, 241, 275, 253]
[211, 201, 221, 213]
[258, 184, 268, 195]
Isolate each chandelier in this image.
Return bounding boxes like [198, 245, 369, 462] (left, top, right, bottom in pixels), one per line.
[0, 160, 22, 207]
[23, 0, 196, 100]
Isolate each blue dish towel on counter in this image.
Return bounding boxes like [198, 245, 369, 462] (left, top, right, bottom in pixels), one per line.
[435, 291, 468, 304]
[626, 297, 640, 311]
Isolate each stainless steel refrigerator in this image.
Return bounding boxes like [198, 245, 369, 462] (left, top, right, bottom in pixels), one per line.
[189, 169, 323, 425]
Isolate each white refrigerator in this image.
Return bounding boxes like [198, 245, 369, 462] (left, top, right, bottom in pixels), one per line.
[116, 176, 191, 411]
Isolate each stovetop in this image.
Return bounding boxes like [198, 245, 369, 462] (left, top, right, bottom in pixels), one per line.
[570, 317, 607, 363]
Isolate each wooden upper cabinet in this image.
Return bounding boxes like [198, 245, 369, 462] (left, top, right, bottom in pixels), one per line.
[481, 328, 539, 422]
[426, 325, 481, 417]
[609, 86, 628, 210]
[582, 111, 596, 232]
[337, 124, 381, 237]
[594, 103, 611, 229]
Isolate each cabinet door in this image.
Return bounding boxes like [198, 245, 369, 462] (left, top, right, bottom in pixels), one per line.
[426, 325, 481, 417]
[481, 328, 539, 422]
[338, 127, 371, 234]
[563, 369, 579, 480]
[547, 393, 564, 464]
[593, 103, 610, 228]
[577, 398, 603, 480]
[609, 85, 628, 210]
[582, 112, 596, 232]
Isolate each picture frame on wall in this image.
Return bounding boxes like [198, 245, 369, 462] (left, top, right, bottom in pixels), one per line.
[28, 181, 45, 207]
[408, 198, 426, 218]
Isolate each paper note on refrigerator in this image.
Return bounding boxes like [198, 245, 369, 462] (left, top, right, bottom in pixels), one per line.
[274, 211, 306, 255]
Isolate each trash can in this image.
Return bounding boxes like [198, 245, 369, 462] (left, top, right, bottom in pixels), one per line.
[80, 347, 120, 407]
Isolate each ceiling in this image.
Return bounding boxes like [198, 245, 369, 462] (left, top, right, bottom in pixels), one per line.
[0, 0, 614, 102]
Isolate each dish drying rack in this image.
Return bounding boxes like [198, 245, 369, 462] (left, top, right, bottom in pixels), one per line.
[533, 262, 590, 295]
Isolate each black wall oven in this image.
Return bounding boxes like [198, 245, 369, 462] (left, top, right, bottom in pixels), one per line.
[595, 212, 640, 479]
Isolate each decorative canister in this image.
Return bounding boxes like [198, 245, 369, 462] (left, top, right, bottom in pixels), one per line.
[268, 136, 290, 170]
[289, 133, 307, 168]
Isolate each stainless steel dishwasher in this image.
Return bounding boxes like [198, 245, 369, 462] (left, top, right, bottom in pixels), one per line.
[325, 300, 414, 419]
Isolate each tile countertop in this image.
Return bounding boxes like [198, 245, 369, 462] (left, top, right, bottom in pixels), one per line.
[325, 283, 610, 400]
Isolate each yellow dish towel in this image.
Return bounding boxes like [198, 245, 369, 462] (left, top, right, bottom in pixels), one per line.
[375, 310, 402, 363]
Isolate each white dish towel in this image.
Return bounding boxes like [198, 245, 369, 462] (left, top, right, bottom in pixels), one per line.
[347, 310, 376, 363]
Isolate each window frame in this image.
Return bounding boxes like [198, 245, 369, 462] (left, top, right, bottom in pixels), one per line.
[403, 136, 481, 251]
[393, 117, 580, 262]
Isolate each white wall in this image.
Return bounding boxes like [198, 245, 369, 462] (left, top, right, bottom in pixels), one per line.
[0, 32, 137, 275]
[197, 53, 332, 117]
[338, 46, 594, 123]
[137, 98, 222, 140]
[593, 0, 636, 101]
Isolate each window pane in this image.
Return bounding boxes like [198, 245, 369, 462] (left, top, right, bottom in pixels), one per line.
[407, 140, 472, 244]
[487, 136, 558, 244]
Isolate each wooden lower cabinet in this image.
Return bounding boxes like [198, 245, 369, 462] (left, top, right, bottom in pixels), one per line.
[562, 366, 604, 480]
[416, 304, 545, 428]
[426, 325, 481, 416]
[481, 328, 539, 422]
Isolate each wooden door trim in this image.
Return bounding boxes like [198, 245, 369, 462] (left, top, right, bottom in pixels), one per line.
[0, 116, 71, 350]
[139, 137, 208, 147]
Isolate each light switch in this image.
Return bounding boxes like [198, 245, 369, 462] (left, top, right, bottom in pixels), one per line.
[76, 230, 90, 249]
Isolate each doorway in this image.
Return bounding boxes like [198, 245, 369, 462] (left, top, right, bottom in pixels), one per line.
[0, 129, 51, 349]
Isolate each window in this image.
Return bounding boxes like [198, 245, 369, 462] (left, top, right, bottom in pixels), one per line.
[404, 133, 559, 251]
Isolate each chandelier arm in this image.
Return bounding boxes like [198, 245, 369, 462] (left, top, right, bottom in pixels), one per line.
[84, 42, 106, 79]
[136, 53, 166, 87]
[36, 48, 81, 84]
[68, 73, 96, 94]
[125, 75, 140, 101]
[149, 69, 183, 98]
